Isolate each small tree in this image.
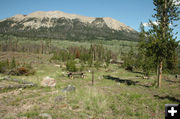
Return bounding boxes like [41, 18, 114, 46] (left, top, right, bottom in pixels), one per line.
[138, 23, 155, 76]
[122, 46, 136, 71]
[105, 50, 111, 68]
[94, 61, 101, 70]
[11, 57, 16, 69]
[66, 60, 77, 72]
[79, 63, 85, 72]
[88, 57, 93, 67]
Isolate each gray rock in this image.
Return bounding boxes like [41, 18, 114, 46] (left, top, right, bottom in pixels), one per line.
[62, 85, 76, 92]
[55, 95, 65, 102]
[39, 113, 52, 119]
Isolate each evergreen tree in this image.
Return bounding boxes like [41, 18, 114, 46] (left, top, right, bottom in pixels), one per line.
[11, 57, 16, 69]
[146, 0, 179, 87]
[66, 60, 77, 72]
[138, 23, 156, 76]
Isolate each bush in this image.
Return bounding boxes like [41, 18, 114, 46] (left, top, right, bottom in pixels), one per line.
[79, 63, 85, 72]
[0, 60, 9, 73]
[8, 69, 19, 75]
[8, 66, 35, 76]
[10, 57, 16, 68]
[94, 61, 101, 70]
[0, 58, 35, 76]
[66, 60, 77, 72]
[18, 66, 35, 76]
[18, 67, 28, 75]
[125, 65, 133, 72]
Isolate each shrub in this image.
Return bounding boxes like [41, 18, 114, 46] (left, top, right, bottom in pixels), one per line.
[125, 65, 133, 72]
[17, 67, 28, 75]
[94, 61, 101, 70]
[0, 60, 9, 73]
[79, 63, 85, 72]
[88, 58, 93, 67]
[66, 60, 77, 72]
[10, 57, 16, 68]
[8, 69, 19, 75]
[0, 58, 35, 76]
[8, 66, 35, 76]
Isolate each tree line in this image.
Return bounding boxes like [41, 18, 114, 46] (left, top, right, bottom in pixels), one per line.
[51, 44, 117, 72]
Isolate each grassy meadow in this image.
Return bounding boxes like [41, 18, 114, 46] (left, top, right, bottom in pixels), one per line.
[0, 51, 180, 119]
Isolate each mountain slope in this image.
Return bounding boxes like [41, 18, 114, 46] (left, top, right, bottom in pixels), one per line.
[0, 11, 139, 41]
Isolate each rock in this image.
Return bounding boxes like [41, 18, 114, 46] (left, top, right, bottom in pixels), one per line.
[17, 88, 23, 94]
[143, 76, 149, 79]
[39, 113, 52, 119]
[62, 85, 76, 92]
[1, 76, 10, 80]
[41, 76, 56, 87]
[62, 64, 66, 68]
[61, 72, 66, 77]
[54, 64, 60, 67]
[55, 95, 65, 102]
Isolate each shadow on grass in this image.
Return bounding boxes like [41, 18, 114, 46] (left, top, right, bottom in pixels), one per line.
[164, 78, 180, 83]
[103, 75, 152, 88]
[103, 75, 139, 86]
[154, 95, 180, 103]
[132, 71, 144, 75]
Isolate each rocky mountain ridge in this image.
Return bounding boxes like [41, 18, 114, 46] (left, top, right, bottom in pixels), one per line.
[0, 11, 139, 41]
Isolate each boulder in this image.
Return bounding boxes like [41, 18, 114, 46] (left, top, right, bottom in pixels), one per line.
[62, 64, 66, 68]
[62, 85, 76, 92]
[55, 95, 65, 102]
[41, 76, 56, 87]
[143, 76, 149, 79]
[39, 113, 52, 119]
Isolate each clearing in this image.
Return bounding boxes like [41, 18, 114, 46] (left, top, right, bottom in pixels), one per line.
[0, 52, 180, 119]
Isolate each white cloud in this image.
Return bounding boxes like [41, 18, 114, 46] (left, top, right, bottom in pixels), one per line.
[143, 21, 159, 27]
[143, 21, 172, 27]
[173, 0, 180, 6]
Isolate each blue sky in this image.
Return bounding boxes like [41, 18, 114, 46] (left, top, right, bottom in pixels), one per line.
[0, 0, 179, 40]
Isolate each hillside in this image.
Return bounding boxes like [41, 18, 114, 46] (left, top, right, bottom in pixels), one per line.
[0, 11, 139, 41]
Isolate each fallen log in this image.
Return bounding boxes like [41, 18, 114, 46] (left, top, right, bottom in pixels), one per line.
[175, 75, 180, 79]
[67, 72, 85, 79]
[0, 84, 36, 90]
[0, 76, 37, 90]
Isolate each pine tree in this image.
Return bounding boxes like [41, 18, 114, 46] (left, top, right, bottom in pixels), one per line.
[147, 0, 179, 88]
[138, 23, 156, 76]
[11, 57, 16, 69]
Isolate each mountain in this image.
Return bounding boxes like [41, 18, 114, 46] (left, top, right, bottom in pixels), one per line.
[0, 11, 139, 41]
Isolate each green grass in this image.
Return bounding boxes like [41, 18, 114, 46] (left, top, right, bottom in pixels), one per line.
[0, 52, 180, 119]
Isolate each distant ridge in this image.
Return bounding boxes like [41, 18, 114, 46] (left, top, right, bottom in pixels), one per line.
[0, 11, 139, 41]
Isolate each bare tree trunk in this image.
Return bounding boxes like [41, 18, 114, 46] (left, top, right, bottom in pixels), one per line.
[158, 61, 163, 88]
[41, 40, 44, 54]
[157, 0, 166, 88]
[157, 65, 159, 77]
[92, 69, 94, 86]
